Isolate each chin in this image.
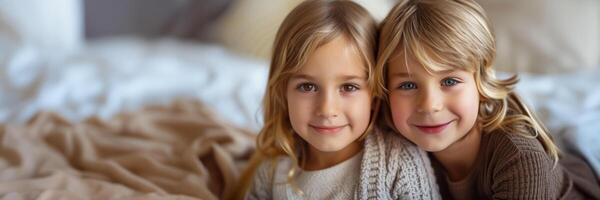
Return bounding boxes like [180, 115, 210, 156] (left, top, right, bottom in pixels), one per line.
[311, 144, 343, 152]
[416, 141, 448, 153]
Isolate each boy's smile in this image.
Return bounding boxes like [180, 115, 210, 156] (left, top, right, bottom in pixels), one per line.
[413, 120, 454, 134]
[386, 53, 480, 153]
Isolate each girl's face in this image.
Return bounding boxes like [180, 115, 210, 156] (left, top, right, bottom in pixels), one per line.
[286, 36, 372, 157]
[386, 54, 480, 152]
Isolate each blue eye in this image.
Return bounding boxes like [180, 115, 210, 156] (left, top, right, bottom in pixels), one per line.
[297, 83, 317, 92]
[441, 78, 459, 87]
[341, 84, 359, 92]
[397, 82, 417, 90]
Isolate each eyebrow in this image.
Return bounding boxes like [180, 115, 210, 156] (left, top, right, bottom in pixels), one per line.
[290, 74, 314, 81]
[390, 72, 411, 77]
[339, 75, 366, 81]
[290, 74, 366, 81]
[390, 69, 454, 77]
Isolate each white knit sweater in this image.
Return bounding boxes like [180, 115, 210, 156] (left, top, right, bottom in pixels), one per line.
[269, 150, 363, 199]
[245, 127, 442, 200]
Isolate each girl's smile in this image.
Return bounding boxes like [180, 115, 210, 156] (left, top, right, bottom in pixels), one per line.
[286, 35, 372, 164]
[309, 124, 348, 134]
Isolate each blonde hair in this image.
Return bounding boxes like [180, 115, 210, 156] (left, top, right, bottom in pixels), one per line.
[375, 0, 559, 163]
[233, 0, 379, 199]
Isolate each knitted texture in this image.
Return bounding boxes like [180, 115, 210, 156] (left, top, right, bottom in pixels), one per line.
[434, 132, 567, 199]
[246, 127, 441, 200]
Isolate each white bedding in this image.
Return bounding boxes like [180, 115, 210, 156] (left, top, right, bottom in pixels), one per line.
[0, 37, 268, 131]
[516, 70, 600, 176]
[1, 37, 599, 175]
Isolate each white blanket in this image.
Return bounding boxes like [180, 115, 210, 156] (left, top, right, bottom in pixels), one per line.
[0, 37, 268, 131]
[516, 70, 600, 176]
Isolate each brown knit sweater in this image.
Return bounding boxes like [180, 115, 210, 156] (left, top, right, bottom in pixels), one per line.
[430, 131, 600, 200]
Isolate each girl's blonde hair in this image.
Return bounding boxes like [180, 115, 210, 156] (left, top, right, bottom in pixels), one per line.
[233, 0, 379, 198]
[375, 0, 559, 163]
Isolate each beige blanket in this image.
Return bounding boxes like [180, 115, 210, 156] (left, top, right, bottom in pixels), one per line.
[0, 100, 256, 199]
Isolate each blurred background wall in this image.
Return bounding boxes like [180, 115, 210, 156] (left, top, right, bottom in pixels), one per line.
[78, 0, 600, 74]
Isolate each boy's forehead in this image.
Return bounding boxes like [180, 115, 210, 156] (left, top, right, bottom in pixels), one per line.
[388, 50, 419, 70]
[388, 54, 460, 77]
[388, 45, 407, 62]
[388, 47, 473, 75]
[388, 45, 425, 68]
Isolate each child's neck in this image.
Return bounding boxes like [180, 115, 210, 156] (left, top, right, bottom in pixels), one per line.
[303, 140, 363, 171]
[433, 126, 482, 182]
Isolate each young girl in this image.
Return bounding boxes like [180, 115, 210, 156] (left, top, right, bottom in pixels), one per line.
[376, 0, 600, 199]
[235, 0, 440, 199]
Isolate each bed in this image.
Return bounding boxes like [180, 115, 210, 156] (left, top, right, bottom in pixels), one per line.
[0, 0, 598, 199]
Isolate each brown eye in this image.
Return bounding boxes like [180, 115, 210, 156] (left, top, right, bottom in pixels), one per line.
[296, 83, 317, 92]
[341, 84, 359, 92]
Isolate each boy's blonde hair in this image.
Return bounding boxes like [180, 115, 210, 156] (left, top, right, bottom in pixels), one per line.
[375, 0, 559, 163]
[234, 0, 379, 198]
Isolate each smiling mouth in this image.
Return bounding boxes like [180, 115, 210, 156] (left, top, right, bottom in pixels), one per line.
[414, 121, 453, 134]
[310, 125, 347, 134]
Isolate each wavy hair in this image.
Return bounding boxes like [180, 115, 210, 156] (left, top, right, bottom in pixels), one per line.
[233, 0, 379, 199]
[375, 0, 559, 164]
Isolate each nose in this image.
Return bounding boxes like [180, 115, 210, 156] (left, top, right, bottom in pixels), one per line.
[417, 87, 443, 114]
[316, 89, 339, 118]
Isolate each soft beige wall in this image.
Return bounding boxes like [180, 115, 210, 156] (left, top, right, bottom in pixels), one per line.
[213, 0, 600, 74]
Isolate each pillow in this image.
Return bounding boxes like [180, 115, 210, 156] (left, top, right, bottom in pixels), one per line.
[84, 0, 233, 40]
[214, 0, 396, 60]
[477, 0, 600, 73]
[0, 0, 83, 51]
[163, 0, 233, 40]
[84, 0, 182, 38]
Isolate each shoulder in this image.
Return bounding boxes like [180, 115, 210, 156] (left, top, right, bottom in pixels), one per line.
[361, 127, 441, 200]
[247, 156, 290, 199]
[365, 126, 420, 152]
[363, 127, 428, 171]
[483, 131, 556, 173]
[252, 157, 286, 185]
[255, 156, 291, 181]
[369, 127, 428, 160]
[483, 131, 550, 165]
[480, 131, 564, 198]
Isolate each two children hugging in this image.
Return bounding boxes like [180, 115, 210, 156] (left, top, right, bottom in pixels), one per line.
[236, 0, 600, 199]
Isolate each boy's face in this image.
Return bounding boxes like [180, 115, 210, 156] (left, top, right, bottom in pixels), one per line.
[386, 54, 480, 152]
[286, 36, 372, 160]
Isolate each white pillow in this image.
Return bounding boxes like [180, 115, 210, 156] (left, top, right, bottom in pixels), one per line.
[214, 0, 395, 60]
[0, 0, 83, 51]
[477, 0, 600, 73]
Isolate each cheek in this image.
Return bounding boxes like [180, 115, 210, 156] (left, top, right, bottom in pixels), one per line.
[388, 93, 412, 126]
[286, 92, 311, 127]
[454, 86, 480, 125]
[347, 93, 373, 127]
